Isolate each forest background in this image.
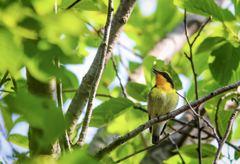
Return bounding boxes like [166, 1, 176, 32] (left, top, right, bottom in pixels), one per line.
[1, 0, 240, 164]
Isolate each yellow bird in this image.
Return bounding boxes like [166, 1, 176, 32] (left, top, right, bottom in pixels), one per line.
[147, 69, 178, 144]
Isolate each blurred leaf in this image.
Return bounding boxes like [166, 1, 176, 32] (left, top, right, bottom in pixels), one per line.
[89, 98, 134, 127]
[129, 61, 140, 74]
[235, 0, 240, 22]
[7, 134, 29, 149]
[0, 27, 24, 74]
[174, 0, 224, 21]
[143, 56, 157, 88]
[31, 0, 55, 15]
[101, 55, 118, 86]
[13, 116, 28, 127]
[126, 82, 149, 102]
[154, 60, 182, 90]
[208, 42, 240, 86]
[58, 148, 98, 164]
[62, 67, 79, 103]
[0, 104, 13, 134]
[4, 91, 67, 144]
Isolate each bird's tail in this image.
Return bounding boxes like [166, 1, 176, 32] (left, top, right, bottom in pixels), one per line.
[152, 121, 168, 144]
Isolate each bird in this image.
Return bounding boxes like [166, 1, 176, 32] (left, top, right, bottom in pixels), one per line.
[147, 69, 178, 144]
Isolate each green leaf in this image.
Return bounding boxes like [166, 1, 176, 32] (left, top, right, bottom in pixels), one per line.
[194, 51, 210, 76]
[107, 106, 148, 135]
[235, 0, 240, 22]
[129, 61, 140, 74]
[0, 104, 13, 134]
[100, 55, 118, 87]
[174, 0, 224, 22]
[126, 82, 149, 102]
[7, 134, 29, 149]
[58, 148, 98, 164]
[178, 143, 222, 159]
[143, 56, 157, 88]
[232, 117, 240, 140]
[196, 37, 226, 54]
[235, 146, 240, 160]
[154, 60, 182, 90]
[4, 91, 67, 144]
[89, 98, 134, 127]
[0, 27, 24, 74]
[13, 116, 27, 127]
[62, 67, 79, 103]
[208, 42, 240, 86]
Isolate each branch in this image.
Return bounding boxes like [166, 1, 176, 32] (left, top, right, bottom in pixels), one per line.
[115, 120, 194, 163]
[133, 106, 148, 113]
[65, 0, 138, 138]
[177, 92, 220, 142]
[184, 10, 212, 164]
[76, 0, 114, 147]
[111, 54, 127, 97]
[172, 118, 240, 154]
[168, 125, 211, 140]
[66, 0, 81, 10]
[214, 98, 240, 164]
[95, 80, 240, 159]
[63, 90, 115, 98]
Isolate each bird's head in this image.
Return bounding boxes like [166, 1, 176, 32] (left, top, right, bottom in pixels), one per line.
[153, 69, 174, 89]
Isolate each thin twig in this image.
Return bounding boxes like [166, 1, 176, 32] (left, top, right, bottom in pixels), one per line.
[172, 118, 240, 154]
[0, 71, 9, 88]
[76, 0, 114, 147]
[95, 80, 240, 159]
[111, 54, 127, 97]
[168, 125, 211, 140]
[165, 132, 186, 164]
[115, 120, 194, 163]
[133, 106, 148, 113]
[117, 42, 142, 58]
[184, 10, 212, 164]
[63, 89, 115, 98]
[214, 98, 240, 164]
[66, 0, 81, 10]
[191, 16, 212, 46]
[177, 92, 220, 142]
[215, 91, 239, 139]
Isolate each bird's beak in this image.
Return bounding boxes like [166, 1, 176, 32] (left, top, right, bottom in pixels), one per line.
[153, 69, 159, 74]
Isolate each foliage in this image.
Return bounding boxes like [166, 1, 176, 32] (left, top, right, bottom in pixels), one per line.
[1, 0, 240, 164]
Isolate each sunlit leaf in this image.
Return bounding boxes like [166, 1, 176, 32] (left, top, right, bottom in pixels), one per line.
[126, 82, 149, 102]
[174, 0, 224, 21]
[208, 42, 240, 86]
[89, 98, 134, 127]
[4, 91, 67, 145]
[7, 134, 29, 149]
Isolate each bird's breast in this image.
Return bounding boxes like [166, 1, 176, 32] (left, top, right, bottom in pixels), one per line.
[147, 87, 178, 118]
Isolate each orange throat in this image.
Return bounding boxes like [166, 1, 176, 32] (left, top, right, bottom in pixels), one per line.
[155, 74, 172, 92]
